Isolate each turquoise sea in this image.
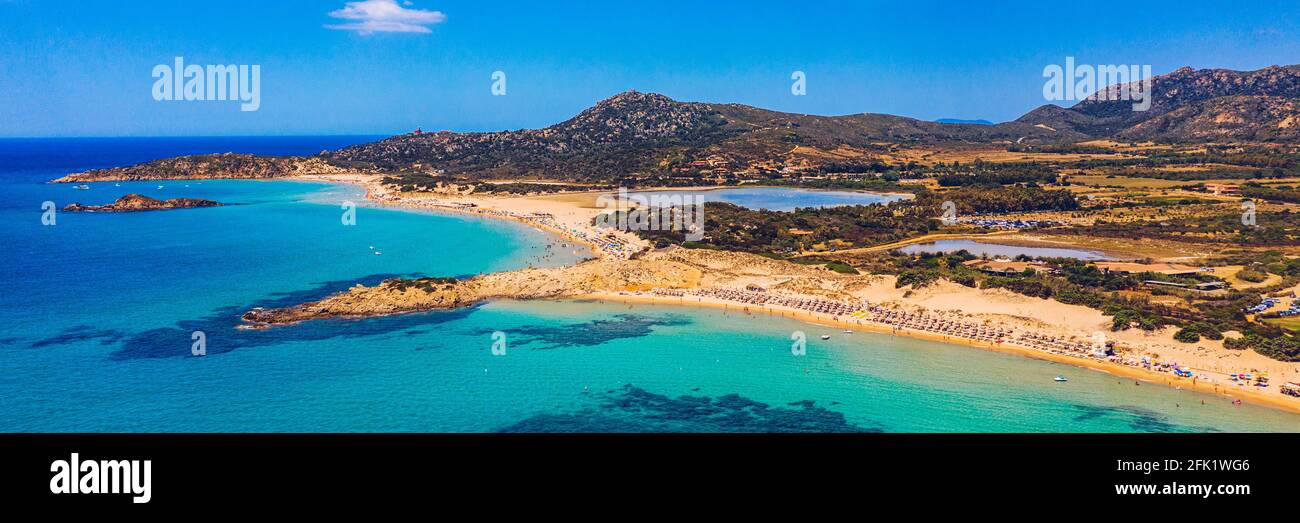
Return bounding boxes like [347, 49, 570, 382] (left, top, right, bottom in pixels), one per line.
[2, 137, 1297, 432]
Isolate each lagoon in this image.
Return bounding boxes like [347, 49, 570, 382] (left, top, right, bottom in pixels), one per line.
[2, 137, 1294, 432]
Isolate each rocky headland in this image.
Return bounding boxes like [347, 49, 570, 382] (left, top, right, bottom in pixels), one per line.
[63, 193, 223, 212]
[240, 252, 710, 328]
[52, 154, 357, 183]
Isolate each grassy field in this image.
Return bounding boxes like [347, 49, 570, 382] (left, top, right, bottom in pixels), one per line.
[1068, 175, 1197, 189]
[1264, 316, 1300, 332]
[881, 147, 1131, 166]
[1218, 265, 1285, 289]
[1066, 173, 1294, 190]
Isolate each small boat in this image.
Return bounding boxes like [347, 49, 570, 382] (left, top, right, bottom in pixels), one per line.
[1054, 375, 1068, 382]
[842, 329, 852, 334]
[820, 334, 831, 340]
[73, 184, 90, 190]
[374, 251, 383, 256]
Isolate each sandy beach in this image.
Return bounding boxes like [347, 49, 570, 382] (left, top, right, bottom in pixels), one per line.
[285, 172, 1300, 416]
[582, 291, 1300, 415]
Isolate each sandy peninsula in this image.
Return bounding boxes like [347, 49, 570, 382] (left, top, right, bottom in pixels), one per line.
[247, 175, 1300, 416]
[53, 170, 1300, 415]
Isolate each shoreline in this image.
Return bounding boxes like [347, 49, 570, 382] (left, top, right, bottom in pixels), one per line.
[298, 173, 615, 260]
[58, 174, 1300, 419]
[292, 174, 1300, 418]
[582, 291, 1300, 416]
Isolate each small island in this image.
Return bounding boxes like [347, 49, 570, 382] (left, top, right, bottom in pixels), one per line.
[63, 193, 223, 213]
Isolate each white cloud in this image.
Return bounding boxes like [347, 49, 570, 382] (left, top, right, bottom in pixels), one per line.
[325, 0, 446, 35]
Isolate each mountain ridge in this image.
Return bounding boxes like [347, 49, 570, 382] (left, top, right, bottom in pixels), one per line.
[56, 64, 1300, 184]
[1019, 64, 1300, 140]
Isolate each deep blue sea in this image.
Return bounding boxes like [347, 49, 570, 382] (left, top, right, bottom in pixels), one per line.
[2, 137, 1297, 432]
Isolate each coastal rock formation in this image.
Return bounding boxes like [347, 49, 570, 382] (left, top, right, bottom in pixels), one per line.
[53, 154, 356, 183]
[63, 193, 222, 212]
[239, 247, 881, 328]
[240, 255, 705, 328]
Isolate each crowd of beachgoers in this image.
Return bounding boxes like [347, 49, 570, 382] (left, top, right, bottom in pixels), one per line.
[347, 174, 1300, 410]
[686, 287, 863, 317]
[508, 210, 640, 259]
[655, 287, 1085, 351]
[644, 286, 1269, 387]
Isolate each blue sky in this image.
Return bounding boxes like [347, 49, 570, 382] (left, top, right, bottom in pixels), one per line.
[1, 0, 1297, 137]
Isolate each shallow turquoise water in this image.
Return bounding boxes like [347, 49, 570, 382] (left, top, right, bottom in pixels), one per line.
[2, 138, 1298, 432]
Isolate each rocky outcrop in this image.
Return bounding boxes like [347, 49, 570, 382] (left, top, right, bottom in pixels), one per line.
[52, 155, 355, 183]
[239, 252, 721, 328]
[238, 247, 875, 329]
[1115, 95, 1300, 142]
[1018, 64, 1300, 142]
[63, 193, 222, 212]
